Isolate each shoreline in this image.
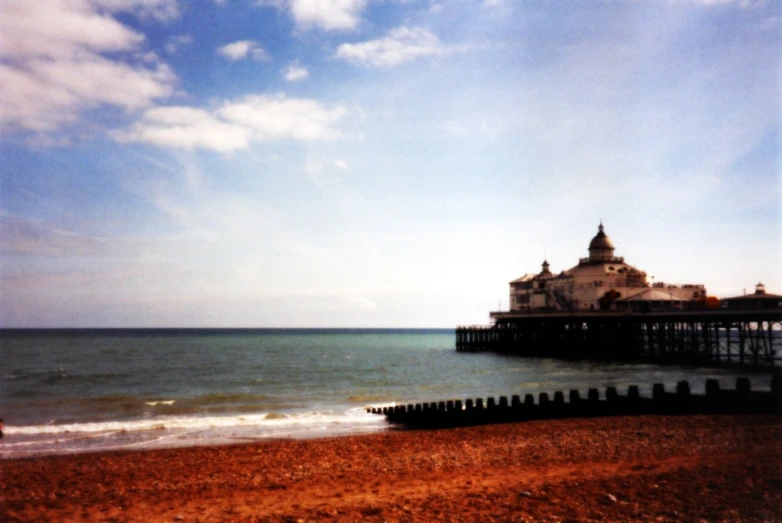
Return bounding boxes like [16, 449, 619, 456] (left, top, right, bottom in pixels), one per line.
[0, 408, 390, 460]
[3, 414, 781, 522]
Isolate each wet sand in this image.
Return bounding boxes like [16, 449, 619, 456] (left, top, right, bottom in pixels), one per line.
[2, 415, 781, 522]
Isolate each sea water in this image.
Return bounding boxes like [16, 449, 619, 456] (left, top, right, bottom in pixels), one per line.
[0, 328, 769, 458]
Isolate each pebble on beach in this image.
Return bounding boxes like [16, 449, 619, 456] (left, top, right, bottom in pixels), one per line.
[1, 415, 780, 522]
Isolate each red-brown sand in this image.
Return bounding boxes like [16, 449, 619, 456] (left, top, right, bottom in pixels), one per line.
[2, 415, 781, 522]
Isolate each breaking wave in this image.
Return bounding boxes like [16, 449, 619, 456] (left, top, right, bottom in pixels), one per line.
[0, 407, 389, 459]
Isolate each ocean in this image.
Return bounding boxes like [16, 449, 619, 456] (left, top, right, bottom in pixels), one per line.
[0, 328, 770, 459]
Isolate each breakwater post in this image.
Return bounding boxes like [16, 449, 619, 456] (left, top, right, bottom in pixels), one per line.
[368, 376, 782, 429]
[456, 310, 782, 369]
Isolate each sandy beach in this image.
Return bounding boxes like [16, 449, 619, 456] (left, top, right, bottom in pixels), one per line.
[2, 415, 780, 522]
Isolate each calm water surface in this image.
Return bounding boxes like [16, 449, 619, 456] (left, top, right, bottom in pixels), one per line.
[0, 328, 768, 458]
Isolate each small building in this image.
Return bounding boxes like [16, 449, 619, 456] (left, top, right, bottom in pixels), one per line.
[508, 222, 706, 312]
[616, 289, 691, 312]
[722, 283, 782, 310]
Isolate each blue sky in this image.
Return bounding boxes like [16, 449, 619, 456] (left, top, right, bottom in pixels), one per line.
[0, 0, 779, 327]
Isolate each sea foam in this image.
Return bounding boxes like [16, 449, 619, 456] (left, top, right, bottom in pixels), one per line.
[0, 407, 389, 459]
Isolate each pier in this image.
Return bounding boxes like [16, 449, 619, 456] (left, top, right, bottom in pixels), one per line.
[456, 310, 782, 369]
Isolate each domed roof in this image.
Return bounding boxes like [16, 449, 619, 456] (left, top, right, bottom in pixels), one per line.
[589, 223, 614, 251]
[587, 222, 616, 262]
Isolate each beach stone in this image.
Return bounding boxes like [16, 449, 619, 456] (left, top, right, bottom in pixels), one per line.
[607, 494, 617, 503]
[519, 491, 533, 497]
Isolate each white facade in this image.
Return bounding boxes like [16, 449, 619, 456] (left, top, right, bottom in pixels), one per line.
[509, 223, 706, 311]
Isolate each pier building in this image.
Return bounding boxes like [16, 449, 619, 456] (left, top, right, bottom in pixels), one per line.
[456, 221, 781, 369]
[723, 283, 782, 310]
[509, 222, 705, 312]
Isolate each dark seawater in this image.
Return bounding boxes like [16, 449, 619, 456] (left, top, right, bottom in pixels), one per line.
[0, 328, 769, 458]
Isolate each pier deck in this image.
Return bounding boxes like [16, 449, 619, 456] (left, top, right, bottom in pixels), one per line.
[457, 310, 782, 369]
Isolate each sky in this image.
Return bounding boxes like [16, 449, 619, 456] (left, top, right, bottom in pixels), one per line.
[0, 0, 779, 328]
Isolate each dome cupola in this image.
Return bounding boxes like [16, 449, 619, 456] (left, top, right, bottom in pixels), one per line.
[588, 221, 615, 262]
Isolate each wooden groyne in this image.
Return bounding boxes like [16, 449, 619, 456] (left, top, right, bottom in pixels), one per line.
[368, 377, 782, 429]
[457, 310, 782, 369]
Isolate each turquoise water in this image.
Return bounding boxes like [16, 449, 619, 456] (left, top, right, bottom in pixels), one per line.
[0, 328, 767, 458]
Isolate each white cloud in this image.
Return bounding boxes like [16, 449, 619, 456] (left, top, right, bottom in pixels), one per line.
[217, 95, 347, 140]
[0, 0, 177, 132]
[289, 0, 366, 30]
[285, 63, 309, 81]
[0, 55, 175, 131]
[116, 94, 349, 152]
[217, 40, 269, 61]
[0, 1, 142, 60]
[335, 26, 451, 67]
[253, 0, 369, 32]
[116, 106, 253, 152]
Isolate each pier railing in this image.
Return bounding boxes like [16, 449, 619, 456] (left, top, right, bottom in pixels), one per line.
[457, 310, 782, 369]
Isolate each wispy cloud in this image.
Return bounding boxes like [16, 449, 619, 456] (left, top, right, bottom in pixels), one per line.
[335, 26, 454, 67]
[165, 34, 193, 54]
[217, 40, 269, 61]
[289, 0, 367, 30]
[94, 0, 180, 21]
[115, 94, 348, 152]
[693, 0, 769, 6]
[0, 216, 108, 257]
[285, 62, 309, 81]
[0, 0, 177, 132]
